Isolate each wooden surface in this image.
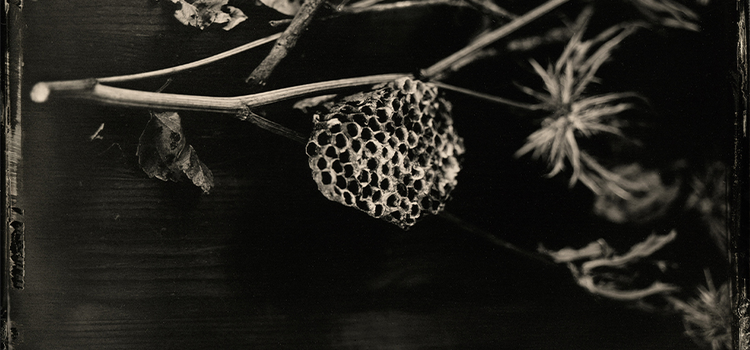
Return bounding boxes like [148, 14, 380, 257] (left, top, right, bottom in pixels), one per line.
[8, 0, 737, 349]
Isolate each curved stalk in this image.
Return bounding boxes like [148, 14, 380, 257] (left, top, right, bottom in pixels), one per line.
[98, 33, 282, 84]
[31, 73, 411, 112]
[432, 81, 544, 110]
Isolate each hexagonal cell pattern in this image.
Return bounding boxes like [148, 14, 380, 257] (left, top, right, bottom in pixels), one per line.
[306, 77, 465, 229]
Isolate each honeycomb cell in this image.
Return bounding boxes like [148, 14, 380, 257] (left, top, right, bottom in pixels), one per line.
[386, 194, 399, 207]
[306, 142, 319, 157]
[361, 128, 373, 140]
[353, 113, 368, 126]
[336, 176, 347, 189]
[317, 132, 331, 146]
[347, 180, 359, 194]
[344, 164, 355, 177]
[325, 146, 337, 158]
[358, 171, 370, 183]
[406, 131, 418, 148]
[357, 200, 371, 212]
[343, 191, 354, 205]
[365, 141, 378, 155]
[361, 105, 374, 116]
[381, 163, 390, 176]
[362, 185, 373, 198]
[339, 149, 352, 164]
[321, 171, 332, 185]
[368, 118, 380, 131]
[332, 160, 343, 174]
[387, 136, 399, 149]
[306, 77, 465, 229]
[380, 178, 390, 191]
[351, 139, 362, 153]
[335, 133, 348, 148]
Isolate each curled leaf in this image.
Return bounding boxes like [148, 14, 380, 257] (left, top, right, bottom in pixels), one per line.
[541, 231, 679, 301]
[539, 239, 614, 263]
[170, 0, 248, 30]
[137, 111, 214, 193]
[580, 230, 677, 274]
[260, 0, 304, 16]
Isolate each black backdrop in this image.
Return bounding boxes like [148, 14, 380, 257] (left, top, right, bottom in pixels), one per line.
[8, 0, 737, 348]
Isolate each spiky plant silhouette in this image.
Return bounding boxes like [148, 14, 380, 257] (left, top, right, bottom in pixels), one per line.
[514, 9, 647, 198]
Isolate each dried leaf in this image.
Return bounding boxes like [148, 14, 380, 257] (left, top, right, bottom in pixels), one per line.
[170, 0, 248, 30]
[539, 239, 613, 263]
[542, 231, 679, 301]
[576, 277, 679, 300]
[580, 230, 677, 274]
[259, 0, 304, 16]
[137, 111, 214, 193]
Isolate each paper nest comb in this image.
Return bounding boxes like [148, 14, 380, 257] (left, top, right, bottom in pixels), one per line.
[305, 77, 465, 229]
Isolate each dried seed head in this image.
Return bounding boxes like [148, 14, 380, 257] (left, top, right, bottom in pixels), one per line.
[306, 77, 464, 229]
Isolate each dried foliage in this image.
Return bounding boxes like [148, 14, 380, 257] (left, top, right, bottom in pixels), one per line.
[514, 10, 646, 197]
[670, 274, 732, 350]
[541, 230, 680, 301]
[685, 162, 729, 253]
[170, 0, 248, 30]
[260, 0, 304, 16]
[627, 0, 701, 31]
[592, 163, 683, 224]
[137, 111, 214, 193]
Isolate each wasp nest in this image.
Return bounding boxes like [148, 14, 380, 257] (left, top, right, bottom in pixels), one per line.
[305, 77, 465, 229]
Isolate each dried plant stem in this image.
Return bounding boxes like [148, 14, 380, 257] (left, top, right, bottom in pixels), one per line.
[32, 73, 409, 110]
[439, 211, 555, 266]
[432, 81, 544, 110]
[348, 0, 386, 8]
[269, 0, 469, 27]
[421, 0, 570, 79]
[462, 0, 516, 20]
[246, 0, 326, 86]
[31, 73, 409, 139]
[97, 33, 282, 84]
[239, 110, 308, 143]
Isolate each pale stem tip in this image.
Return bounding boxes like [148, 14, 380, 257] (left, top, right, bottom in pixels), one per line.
[30, 83, 50, 103]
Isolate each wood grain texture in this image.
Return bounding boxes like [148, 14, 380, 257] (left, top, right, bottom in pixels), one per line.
[9, 0, 736, 349]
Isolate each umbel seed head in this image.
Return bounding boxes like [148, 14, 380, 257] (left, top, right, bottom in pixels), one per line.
[306, 77, 465, 229]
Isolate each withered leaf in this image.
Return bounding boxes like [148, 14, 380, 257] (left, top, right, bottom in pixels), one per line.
[137, 111, 214, 193]
[259, 0, 303, 16]
[170, 0, 248, 30]
[292, 94, 337, 113]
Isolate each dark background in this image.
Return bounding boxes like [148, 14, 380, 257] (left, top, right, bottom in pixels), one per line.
[9, 0, 737, 348]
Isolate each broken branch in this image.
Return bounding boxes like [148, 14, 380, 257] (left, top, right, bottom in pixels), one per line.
[246, 0, 327, 86]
